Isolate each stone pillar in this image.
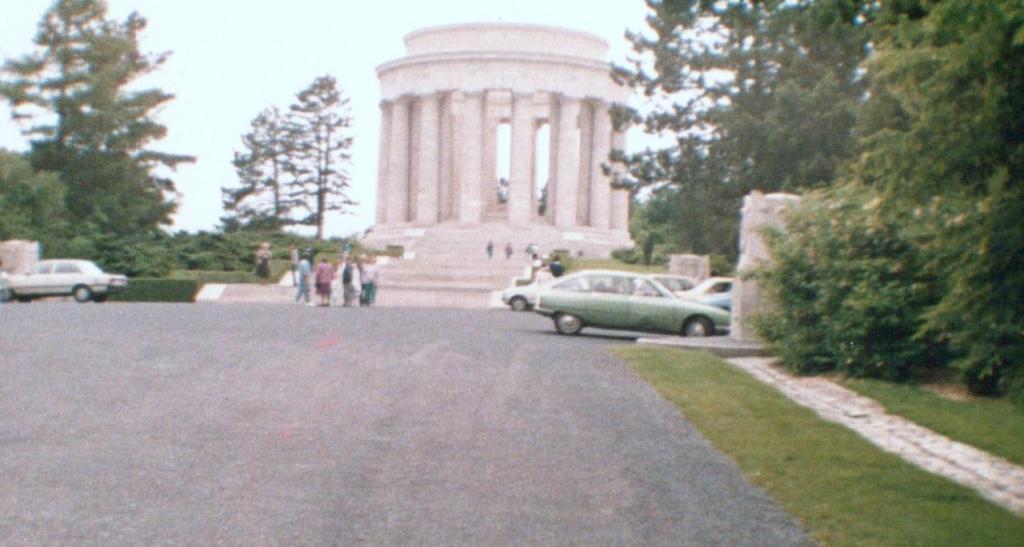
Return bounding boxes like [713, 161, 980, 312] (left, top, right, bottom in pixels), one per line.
[386, 97, 411, 223]
[609, 130, 629, 231]
[509, 93, 534, 225]
[576, 101, 594, 226]
[731, 191, 801, 341]
[376, 101, 392, 225]
[545, 97, 559, 225]
[0, 240, 40, 275]
[414, 93, 440, 225]
[553, 96, 581, 229]
[438, 93, 454, 222]
[456, 92, 485, 224]
[589, 101, 612, 230]
[669, 254, 710, 281]
[481, 90, 508, 213]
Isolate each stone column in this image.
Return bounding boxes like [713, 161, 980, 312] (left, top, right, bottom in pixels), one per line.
[456, 92, 485, 224]
[732, 191, 801, 341]
[481, 90, 502, 213]
[576, 101, 594, 226]
[414, 93, 440, 225]
[609, 130, 629, 231]
[386, 97, 411, 223]
[509, 93, 536, 226]
[375, 101, 392, 225]
[508, 93, 534, 226]
[545, 98, 560, 225]
[553, 96, 581, 229]
[438, 93, 454, 222]
[589, 102, 612, 230]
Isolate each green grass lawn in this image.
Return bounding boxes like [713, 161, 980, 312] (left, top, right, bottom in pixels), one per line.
[615, 347, 1024, 546]
[841, 378, 1024, 466]
[169, 258, 292, 285]
[569, 258, 668, 274]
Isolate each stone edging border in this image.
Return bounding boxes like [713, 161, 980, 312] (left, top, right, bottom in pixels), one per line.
[726, 357, 1024, 515]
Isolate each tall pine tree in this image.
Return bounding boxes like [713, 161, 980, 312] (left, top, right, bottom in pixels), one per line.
[0, 0, 192, 236]
[222, 107, 296, 231]
[287, 75, 355, 240]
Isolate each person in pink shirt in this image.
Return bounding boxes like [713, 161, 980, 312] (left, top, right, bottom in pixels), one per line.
[314, 257, 334, 307]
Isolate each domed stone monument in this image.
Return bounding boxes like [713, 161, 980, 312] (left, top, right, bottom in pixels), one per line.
[362, 23, 634, 257]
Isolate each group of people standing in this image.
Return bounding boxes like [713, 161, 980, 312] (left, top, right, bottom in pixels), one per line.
[290, 245, 379, 307]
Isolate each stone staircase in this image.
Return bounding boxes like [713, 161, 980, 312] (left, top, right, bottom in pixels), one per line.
[375, 224, 533, 308]
[197, 221, 633, 307]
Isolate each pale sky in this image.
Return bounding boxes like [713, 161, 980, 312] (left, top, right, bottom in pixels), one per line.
[0, 1, 651, 238]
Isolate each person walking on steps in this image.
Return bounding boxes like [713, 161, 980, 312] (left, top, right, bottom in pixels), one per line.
[486, 240, 494, 259]
[504, 242, 513, 260]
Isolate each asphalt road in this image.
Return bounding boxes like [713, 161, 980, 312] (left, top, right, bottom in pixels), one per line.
[0, 303, 809, 545]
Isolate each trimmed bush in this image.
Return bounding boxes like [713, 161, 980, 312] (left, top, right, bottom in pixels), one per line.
[753, 183, 946, 381]
[108, 278, 200, 303]
[611, 247, 639, 264]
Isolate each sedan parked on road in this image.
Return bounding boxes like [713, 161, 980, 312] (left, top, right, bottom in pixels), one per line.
[1, 259, 127, 303]
[677, 276, 733, 300]
[533, 270, 730, 336]
[649, 274, 696, 294]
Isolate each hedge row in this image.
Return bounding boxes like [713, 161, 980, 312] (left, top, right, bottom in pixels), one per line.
[108, 278, 201, 303]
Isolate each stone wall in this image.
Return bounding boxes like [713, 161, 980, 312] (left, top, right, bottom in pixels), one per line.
[0, 240, 40, 274]
[731, 192, 800, 342]
[668, 254, 710, 281]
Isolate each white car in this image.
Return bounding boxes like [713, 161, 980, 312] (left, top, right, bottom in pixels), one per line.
[1, 259, 128, 303]
[676, 276, 733, 300]
[501, 278, 554, 311]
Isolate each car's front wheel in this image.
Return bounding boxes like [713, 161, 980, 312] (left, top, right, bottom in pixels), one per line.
[72, 285, 93, 303]
[0, 288, 12, 303]
[683, 316, 713, 337]
[509, 296, 529, 312]
[554, 313, 583, 335]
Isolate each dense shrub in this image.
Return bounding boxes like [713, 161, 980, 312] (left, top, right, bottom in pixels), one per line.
[753, 183, 947, 381]
[108, 278, 200, 302]
[611, 248, 640, 264]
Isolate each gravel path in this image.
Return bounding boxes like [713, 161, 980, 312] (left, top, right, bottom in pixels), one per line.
[0, 304, 809, 545]
[729, 357, 1024, 515]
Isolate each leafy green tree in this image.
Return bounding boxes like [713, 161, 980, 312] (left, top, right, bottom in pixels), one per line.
[286, 75, 356, 239]
[0, 0, 192, 237]
[851, 0, 1024, 398]
[222, 107, 296, 230]
[612, 0, 873, 257]
[0, 150, 67, 244]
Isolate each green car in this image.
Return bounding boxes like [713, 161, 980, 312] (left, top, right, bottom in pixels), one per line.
[533, 270, 731, 336]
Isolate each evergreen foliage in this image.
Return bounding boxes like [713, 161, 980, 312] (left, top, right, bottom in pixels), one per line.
[614, 0, 872, 258]
[0, 0, 193, 238]
[221, 76, 356, 238]
[755, 0, 1024, 400]
[223, 107, 296, 231]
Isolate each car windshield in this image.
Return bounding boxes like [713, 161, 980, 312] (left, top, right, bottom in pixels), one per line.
[553, 276, 590, 292]
[693, 278, 730, 294]
[656, 277, 693, 291]
[632, 279, 665, 297]
[32, 263, 53, 274]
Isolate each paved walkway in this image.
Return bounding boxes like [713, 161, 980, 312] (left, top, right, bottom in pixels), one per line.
[728, 357, 1024, 515]
[0, 306, 811, 544]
